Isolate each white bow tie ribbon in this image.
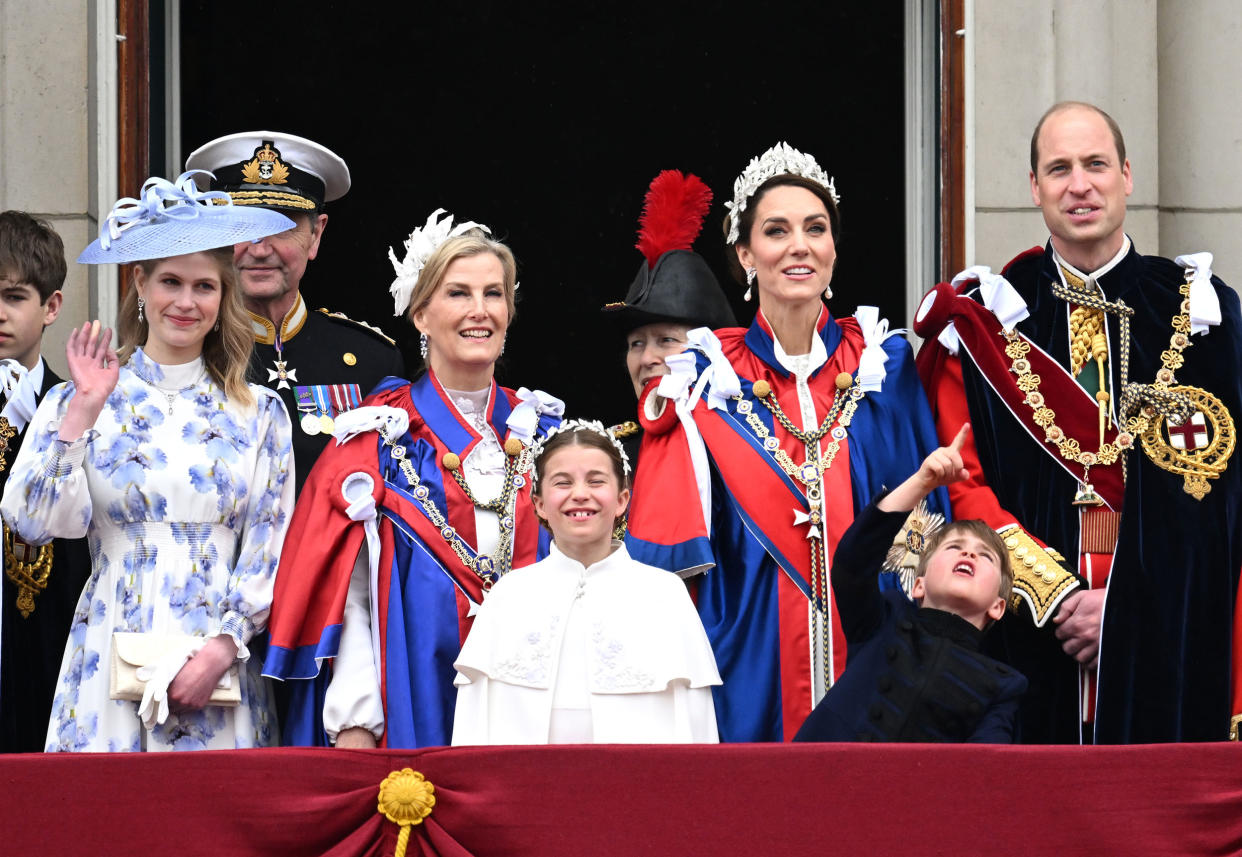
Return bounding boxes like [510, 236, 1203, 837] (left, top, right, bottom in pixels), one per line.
[685, 327, 741, 411]
[937, 266, 1030, 354]
[333, 405, 411, 447]
[854, 306, 906, 393]
[0, 359, 37, 432]
[1174, 252, 1221, 336]
[507, 388, 565, 445]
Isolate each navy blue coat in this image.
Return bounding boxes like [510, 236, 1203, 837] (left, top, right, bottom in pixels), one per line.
[794, 501, 1026, 743]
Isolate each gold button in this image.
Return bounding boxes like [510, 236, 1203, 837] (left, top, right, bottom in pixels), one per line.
[1004, 537, 1019, 549]
[1042, 572, 1057, 584]
[503, 437, 523, 457]
[1014, 546, 1028, 558]
[1023, 556, 1037, 568]
[835, 372, 853, 390]
[442, 452, 461, 471]
[343, 352, 357, 366]
[752, 380, 771, 398]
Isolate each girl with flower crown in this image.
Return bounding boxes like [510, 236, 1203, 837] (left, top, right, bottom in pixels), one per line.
[626, 144, 949, 742]
[1, 173, 297, 751]
[451, 420, 720, 744]
[264, 211, 564, 748]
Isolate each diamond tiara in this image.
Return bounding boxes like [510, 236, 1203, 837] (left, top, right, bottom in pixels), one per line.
[723, 142, 840, 244]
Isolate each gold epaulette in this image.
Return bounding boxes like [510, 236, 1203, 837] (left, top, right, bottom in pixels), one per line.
[1231, 714, 1241, 741]
[609, 420, 640, 439]
[997, 524, 1081, 627]
[316, 308, 397, 346]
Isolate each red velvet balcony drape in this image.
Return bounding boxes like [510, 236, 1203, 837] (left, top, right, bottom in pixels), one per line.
[4, 743, 1241, 856]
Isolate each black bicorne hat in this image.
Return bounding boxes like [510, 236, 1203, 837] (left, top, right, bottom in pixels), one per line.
[602, 170, 736, 334]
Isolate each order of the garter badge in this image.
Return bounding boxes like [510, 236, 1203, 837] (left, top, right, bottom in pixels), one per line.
[1139, 385, 1235, 499]
[240, 141, 291, 185]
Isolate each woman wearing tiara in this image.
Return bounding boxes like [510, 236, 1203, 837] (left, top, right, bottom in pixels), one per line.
[265, 210, 563, 748]
[627, 144, 949, 742]
[2, 173, 297, 751]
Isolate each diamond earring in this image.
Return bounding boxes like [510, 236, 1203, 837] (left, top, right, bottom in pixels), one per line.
[744, 267, 756, 302]
[137, 297, 145, 323]
[419, 332, 429, 360]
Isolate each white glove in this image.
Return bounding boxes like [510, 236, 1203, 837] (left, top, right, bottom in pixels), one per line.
[135, 638, 204, 729]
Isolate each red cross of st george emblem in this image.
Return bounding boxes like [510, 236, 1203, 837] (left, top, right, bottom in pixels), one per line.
[1167, 411, 1210, 451]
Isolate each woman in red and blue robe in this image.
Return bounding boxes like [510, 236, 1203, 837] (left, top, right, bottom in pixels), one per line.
[264, 216, 561, 748]
[627, 154, 947, 742]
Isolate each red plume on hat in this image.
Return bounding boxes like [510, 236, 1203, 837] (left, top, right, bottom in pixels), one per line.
[635, 170, 713, 269]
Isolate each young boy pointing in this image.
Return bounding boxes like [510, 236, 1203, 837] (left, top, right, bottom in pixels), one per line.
[794, 425, 1027, 743]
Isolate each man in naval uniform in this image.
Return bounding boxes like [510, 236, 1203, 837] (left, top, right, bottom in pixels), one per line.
[914, 102, 1242, 743]
[601, 170, 736, 466]
[0, 212, 90, 752]
[186, 132, 404, 495]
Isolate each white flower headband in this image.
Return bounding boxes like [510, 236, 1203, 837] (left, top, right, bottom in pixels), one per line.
[723, 142, 841, 244]
[530, 418, 633, 484]
[387, 208, 490, 316]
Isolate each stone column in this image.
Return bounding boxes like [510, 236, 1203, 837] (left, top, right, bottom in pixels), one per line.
[0, 0, 94, 376]
[971, 0, 1159, 269]
[1157, 0, 1242, 287]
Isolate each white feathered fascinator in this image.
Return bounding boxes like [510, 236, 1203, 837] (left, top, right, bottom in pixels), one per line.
[387, 208, 490, 316]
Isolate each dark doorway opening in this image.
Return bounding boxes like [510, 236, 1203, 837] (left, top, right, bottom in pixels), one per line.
[180, 2, 906, 424]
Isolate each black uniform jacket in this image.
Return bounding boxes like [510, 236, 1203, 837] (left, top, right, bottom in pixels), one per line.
[247, 298, 405, 495]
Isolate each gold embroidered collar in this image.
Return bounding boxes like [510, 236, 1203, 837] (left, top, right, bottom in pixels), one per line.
[248, 291, 308, 345]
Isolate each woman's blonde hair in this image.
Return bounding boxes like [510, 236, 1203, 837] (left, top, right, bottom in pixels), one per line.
[118, 246, 255, 408]
[404, 230, 518, 364]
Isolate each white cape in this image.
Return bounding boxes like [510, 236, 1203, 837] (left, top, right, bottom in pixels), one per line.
[452, 542, 721, 744]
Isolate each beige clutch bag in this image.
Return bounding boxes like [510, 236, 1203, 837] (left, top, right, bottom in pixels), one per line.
[109, 632, 241, 706]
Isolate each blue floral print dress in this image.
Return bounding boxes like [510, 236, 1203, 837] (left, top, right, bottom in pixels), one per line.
[0, 349, 294, 751]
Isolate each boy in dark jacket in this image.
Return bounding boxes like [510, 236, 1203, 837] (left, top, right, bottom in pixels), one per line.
[794, 424, 1027, 743]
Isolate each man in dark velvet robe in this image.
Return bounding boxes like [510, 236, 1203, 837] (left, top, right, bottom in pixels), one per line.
[914, 102, 1242, 743]
[0, 212, 90, 752]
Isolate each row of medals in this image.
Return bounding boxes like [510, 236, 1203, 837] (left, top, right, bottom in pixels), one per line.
[300, 409, 335, 436]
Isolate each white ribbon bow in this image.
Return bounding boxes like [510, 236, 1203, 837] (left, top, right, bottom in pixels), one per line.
[340, 471, 395, 650]
[333, 405, 411, 446]
[507, 388, 565, 445]
[100, 171, 230, 250]
[937, 265, 1031, 354]
[854, 306, 905, 393]
[135, 638, 207, 729]
[1174, 252, 1221, 336]
[0, 359, 37, 432]
[685, 327, 741, 411]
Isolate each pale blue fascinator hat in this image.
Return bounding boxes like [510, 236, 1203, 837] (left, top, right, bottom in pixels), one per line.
[78, 171, 295, 265]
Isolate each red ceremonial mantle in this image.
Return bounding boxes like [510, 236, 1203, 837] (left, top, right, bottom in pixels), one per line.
[2, 744, 1240, 856]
